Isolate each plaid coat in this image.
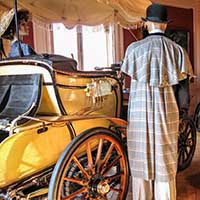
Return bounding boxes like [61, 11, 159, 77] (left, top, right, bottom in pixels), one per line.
[121, 33, 193, 181]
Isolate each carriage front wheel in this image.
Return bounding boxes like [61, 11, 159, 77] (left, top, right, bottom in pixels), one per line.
[48, 127, 129, 200]
[178, 115, 196, 171]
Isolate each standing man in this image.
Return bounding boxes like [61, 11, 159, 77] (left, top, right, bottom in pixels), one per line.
[121, 3, 193, 200]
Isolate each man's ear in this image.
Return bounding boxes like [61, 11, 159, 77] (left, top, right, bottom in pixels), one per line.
[144, 21, 151, 30]
[143, 21, 148, 29]
[163, 23, 167, 31]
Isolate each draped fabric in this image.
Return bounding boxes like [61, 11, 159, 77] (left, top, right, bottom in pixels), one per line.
[1, 0, 151, 29]
[121, 34, 193, 182]
[122, 35, 193, 87]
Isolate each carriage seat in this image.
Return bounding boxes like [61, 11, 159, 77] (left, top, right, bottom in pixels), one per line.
[0, 74, 42, 125]
[42, 54, 78, 72]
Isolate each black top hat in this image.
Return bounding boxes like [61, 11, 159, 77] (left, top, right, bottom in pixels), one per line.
[142, 3, 170, 23]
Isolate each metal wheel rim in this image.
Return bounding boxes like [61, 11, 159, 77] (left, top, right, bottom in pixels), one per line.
[57, 134, 128, 199]
[194, 104, 200, 131]
[178, 118, 196, 168]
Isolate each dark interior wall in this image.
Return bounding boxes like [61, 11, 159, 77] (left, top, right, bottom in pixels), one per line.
[123, 28, 142, 52]
[122, 28, 143, 89]
[23, 21, 35, 49]
[166, 6, 194, 65]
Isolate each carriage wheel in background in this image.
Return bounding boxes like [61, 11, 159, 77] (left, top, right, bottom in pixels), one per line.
[178, 115, 196, 171]
[48, 127, 129, 200]
[194, 103, 200, 132]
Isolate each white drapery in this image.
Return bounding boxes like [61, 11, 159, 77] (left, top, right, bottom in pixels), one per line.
[1, 0, 151, 29]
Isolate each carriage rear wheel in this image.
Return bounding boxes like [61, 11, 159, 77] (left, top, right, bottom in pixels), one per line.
[194, 103, 200, 132]
[48, 127, 129, 200]
[178, 116, 196, 171]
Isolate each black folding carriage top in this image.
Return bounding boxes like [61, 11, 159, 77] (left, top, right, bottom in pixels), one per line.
[0, 73, 42, 125]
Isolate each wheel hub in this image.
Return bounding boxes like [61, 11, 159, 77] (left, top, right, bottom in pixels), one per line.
[97, 181, 110, 195]
[88, 174, 110, 198]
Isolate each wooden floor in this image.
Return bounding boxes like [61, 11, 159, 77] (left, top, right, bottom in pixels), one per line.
[177, 133, 200, 200]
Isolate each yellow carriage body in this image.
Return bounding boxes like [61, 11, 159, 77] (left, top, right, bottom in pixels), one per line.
[0, 55, 126, 191]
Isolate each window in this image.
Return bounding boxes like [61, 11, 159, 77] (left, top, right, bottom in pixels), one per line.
[53, 23, 78, 61]
[53, 23, 113, 71]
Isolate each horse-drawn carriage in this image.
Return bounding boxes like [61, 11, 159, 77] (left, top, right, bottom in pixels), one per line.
[0, 0, 197, 199]
[0, 54, 130, 199]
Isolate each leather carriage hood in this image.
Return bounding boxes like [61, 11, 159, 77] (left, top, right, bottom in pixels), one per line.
[0, 54, 78, 72]
[0, 74, 43, 125]
[42, 54, 78, 72]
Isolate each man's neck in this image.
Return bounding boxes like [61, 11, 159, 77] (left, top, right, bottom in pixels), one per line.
[149, 29, 164, 34]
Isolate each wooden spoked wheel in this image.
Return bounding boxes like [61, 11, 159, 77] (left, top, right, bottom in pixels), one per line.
[48, 127, 129, 200]
[178, 116, 196, 171]
[194, 103, 200, 132]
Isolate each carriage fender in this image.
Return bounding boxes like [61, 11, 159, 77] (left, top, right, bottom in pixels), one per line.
[70, 116, 127, 138]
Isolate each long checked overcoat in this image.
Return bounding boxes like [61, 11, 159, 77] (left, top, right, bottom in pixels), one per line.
[121, 33, 193, 182]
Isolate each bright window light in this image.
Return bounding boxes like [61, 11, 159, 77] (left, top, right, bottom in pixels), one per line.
[53, 23, 113, 71]
[53, 23, 78, 61]
[83, 25, 107, 70]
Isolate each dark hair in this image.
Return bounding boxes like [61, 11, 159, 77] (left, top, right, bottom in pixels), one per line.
[17, 9, 30, 23]
[1, 9, 30, 40]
